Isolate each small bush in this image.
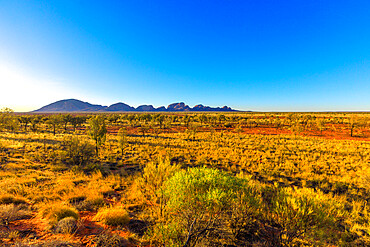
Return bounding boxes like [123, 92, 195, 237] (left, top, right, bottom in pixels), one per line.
[67, 195, 86, 206]
[93, 206, 130, 226]
[69, 196, 106, 212]
[160, 167, 257, 246]
[54, 216, 78, 234]
[0, 195, 28, 205]
[60, 136, 95, 167]
[86, 197, 106, 210]
[270, 187, 346, 245]
[0, 204, 31, 226]
[40, 204, 79, 227]
[94, 231, 130, 247]
[136, 157, 180, 209]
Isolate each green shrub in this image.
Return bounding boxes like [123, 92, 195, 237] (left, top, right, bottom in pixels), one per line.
[93, 206, 130, 226]
[149, 221, 183, 247]
[159, 167, 258, 246]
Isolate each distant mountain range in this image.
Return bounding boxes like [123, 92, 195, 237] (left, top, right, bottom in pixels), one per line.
[33, 99, 238, 112]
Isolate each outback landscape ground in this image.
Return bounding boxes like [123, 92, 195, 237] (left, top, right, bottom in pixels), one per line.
[1, 111, 370, 246]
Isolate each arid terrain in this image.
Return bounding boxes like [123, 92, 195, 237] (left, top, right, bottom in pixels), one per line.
[1, 111, 370, 246]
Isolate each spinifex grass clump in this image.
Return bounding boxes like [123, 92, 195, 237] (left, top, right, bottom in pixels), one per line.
[0, 195, 28, 205]
[67, 195, 106, 211]
[93, 206, 130, 226]
[40, 203, 79, 228]
[54, 216, 78, 234]
[94, 230, 130, 247]
[0, 204, 31, 227]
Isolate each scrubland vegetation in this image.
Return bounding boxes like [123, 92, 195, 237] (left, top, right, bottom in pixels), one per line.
[1, 109, 370, 246]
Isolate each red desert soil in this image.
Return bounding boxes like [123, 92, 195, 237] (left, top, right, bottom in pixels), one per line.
[101, 124, 370, 142]
[2, 211, 136, 246]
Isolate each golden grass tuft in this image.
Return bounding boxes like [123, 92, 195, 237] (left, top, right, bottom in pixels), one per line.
[0, 194, 28, 205]
[93, 206, 130, 226]
[40, 203, 79, 227]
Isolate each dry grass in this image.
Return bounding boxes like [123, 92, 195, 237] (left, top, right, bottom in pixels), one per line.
[39, 203, 79, 227]
[0, 112, 370, 245]
[93, 206, 130, 226]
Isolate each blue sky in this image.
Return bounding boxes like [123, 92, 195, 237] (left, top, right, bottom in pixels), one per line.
[0, 0, 369, 111]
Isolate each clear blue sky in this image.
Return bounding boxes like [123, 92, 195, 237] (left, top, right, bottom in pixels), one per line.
[0, 0, 369, 111]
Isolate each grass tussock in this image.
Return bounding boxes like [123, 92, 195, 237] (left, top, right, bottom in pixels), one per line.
[93, 206, 130, 226]
[40, 203, 79, 227]
[94, 231, 130, 247]
[0, 195, 28, 205]
[0, 204, 31, 226]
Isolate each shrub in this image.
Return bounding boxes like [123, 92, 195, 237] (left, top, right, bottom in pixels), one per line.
[136, 157, 180, 216]
[160, 167, 258, 246]
[60, 135, 95, 167]
[93, 206, 130, 226]
[40, 204, 79, 227]
[149, 221, 183, 247]
[0, 195, 28, 205]
[54, 216, 78, 234]
[94, 231, 130, 247]
[68, 196, 106, 212]
[67, 195, 87, 205]
[270, 187, 346, 245]
[164, 167, 248, 213]
[0, 204, 31, 226]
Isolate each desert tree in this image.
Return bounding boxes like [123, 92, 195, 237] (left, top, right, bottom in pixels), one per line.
[0, 108, 17, 132]
[46, 114, 62, 135]
[198, 114, 208, 126]
[316, 118, 326, 135]
[349, 115, 364, 137]
[141, 113, 152, 124]
[127, 114, 136, 127]
[183, 115, 192, 128]
[61, 135, 95, 167]
[30, 115, 42, 132]
[155, 114, 165, 129]
[18, 115, 32, 132]
[217, 114, 226, 125]
[61, 114, 73, 131]
[186, 123, 199, 141]
[170, 115, 178, 124]
[88, 115, 107, 156]
[108, 114, 120, 126]
[70, 116, 86, 132]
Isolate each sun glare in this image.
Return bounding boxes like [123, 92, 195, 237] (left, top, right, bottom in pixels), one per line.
[0, 62, 83, 112]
